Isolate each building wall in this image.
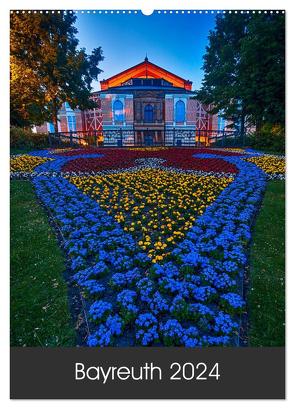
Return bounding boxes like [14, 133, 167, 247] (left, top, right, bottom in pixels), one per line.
[100, 93, 134, 129]
[211, 114, 219, 130]
[101, 95, 114, 126]
[75, 111, 84, 131]
[35, 95, 220, 147]
[164, 96, 174, 124]
[35, 123, 48, 133]
[35, 103, 84, 134]
[125, 97, 134, 125]
[83, 93, 103, 132]
[188, 99, 209, 130]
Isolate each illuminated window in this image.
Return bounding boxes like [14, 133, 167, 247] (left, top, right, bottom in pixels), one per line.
[218, 116, 226, 130]
[175, 100, 185, 122]
[65, 102, 72, 110]
[113, 100, 124, 123]
[67, 115, 77, 132]
[144, 104, 154, 123]
[47, 122, 55, 133]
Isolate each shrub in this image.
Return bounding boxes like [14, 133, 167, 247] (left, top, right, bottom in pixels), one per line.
[211, 123, 285, 153]
[212, 135, 247, 148]
[10, 127, 49, 149]
[247, 124, 285, 153]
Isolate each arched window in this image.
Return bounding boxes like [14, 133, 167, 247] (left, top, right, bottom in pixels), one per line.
[67, 115, 77, 132]
[175, 100, 185, 123]
[144, 104, 154, 123]
[47, 122, 55, 133]
[113, 100, 124, 123]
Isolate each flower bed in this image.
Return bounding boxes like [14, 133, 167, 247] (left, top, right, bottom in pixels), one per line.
[244, 155, 285, 179]
[24, 147, 268, 347]
[10, 154, 52, 173]
[10, 150, 104, 179]
[69, 169, 232, 263]
[127, 147, 169, 151]
[9, 147, 273, 347]
[62, 148, 239, 173]
[223, 148, 249, 154]
[55, 147, 244, 157]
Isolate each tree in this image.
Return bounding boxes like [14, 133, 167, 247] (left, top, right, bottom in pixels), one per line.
[197, 13, 285, 135]
[196, 14, 250, 136]
[10, 53, 48, 127]
[10, 12, 104, 131]
[239, 14, 285, 130]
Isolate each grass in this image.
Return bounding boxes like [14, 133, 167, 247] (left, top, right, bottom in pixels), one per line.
[248, 180, 285, 346]
[10, 181, 76, 346]
[10, 147, 36, 155]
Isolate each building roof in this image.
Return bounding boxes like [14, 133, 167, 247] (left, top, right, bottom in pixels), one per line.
[98, 77, 196, 96]
[100, 57, 193, 91]
[99, 84, 196, 96]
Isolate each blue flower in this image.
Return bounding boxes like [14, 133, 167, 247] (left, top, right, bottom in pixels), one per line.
[182, 327, 200, 347]
[110, 273, 126, 289]
[137, 278, 154, 302]
[89, 301, 113, 322]
[160, 319, 183, 346]
[87, 314, 123, 347]
[192, 286, 217, 302]
[135, 313, 159, 346]
[82, 280, 105, 296]
[221, 292, 245, 309]
[117, 290, 138, 315]
[214, 312, 238, 335]
[148, 291, 169, 314]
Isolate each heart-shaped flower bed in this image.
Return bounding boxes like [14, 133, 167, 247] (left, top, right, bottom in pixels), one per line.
[20, 147, 270, 347]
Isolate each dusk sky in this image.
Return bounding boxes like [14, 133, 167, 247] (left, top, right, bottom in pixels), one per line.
[75, 11, 216, 92]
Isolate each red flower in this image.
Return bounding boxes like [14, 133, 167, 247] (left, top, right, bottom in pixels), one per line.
[62, 148, 238, 173]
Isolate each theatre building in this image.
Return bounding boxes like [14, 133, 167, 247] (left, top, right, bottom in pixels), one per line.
[36, 57, 224, 146]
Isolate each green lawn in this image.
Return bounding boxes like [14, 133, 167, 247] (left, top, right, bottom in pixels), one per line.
[248, 180, 285, 346]
[10, 181, 76, 346]
[10, 147, 35, 155]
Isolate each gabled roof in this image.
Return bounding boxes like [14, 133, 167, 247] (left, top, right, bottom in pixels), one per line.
[100, 57, 192, 91]
[99, 85, 195, 95]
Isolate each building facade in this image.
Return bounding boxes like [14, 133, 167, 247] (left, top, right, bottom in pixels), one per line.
[37, 58, 228, 146]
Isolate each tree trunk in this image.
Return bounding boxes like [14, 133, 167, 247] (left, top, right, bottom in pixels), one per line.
[255, 118, 263, 135]
[240, 112, 245, 145]
[52, 99, 59, 133]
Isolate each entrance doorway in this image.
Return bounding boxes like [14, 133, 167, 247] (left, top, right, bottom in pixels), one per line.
[135, 130, 164, 146]
[144, 134, 154, 146]
[144, 104, 154, 123]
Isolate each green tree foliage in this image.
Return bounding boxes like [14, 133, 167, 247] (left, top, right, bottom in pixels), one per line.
[10, 12, 104, 130]
[197, 14, 250, 135]
[240, 14, 285, 129]
[197, 13, 285, 133]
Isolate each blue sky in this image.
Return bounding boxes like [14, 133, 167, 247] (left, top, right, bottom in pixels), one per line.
[75, 11, 216, 92]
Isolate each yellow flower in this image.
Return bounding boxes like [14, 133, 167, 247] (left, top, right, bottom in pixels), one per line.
[245, 155, 285, 174]
[10, 155, 52, 173]
[69, 168, 232, 262]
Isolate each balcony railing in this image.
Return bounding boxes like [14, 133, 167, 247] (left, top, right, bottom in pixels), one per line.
[134, 120, 165, 125]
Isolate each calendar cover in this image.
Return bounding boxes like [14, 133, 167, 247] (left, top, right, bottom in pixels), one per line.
[9, 7, 285, 399]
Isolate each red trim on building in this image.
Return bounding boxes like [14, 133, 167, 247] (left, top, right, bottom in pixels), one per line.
[100, 58, 192, 91]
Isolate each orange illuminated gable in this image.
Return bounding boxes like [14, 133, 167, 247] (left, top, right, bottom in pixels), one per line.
[100, 57, 192, 91]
